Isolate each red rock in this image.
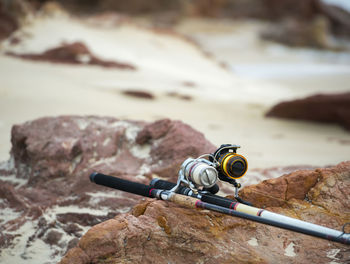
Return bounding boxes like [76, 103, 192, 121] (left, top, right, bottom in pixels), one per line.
[6, 42, 136, 70]
[60, 247, 90, 264]
[43, 230, 63, 245]
[166, 91, 193, 101]
[318, 0, 350, 37]
[0, 2, 18, 40]
[122, 90, 155, 99]
[19, 0, 319, 21]
[31, 0, 182, 15]
[60, 161, 350, 264]
[239, 169, 321, 208]
[0, 116, 215, 262]
[266, 93, 350, 132]
[136, 119, 172, 144]
[2, 115, 349, 263]
[188, 0, 319, 20]
[182, 81, 196, 88]
[260, 16, 332, 49]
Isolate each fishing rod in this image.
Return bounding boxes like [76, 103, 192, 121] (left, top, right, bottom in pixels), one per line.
[171, 144, 248, 191]
[89, 144, 349, 245]
[164, 145, 252, 205]
[149, 178, 253, 206]
[90, 172, 350, 245]
[150, 177, 350, 243]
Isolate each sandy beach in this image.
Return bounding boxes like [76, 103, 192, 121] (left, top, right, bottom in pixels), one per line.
[1, 12, 350, 171]
[1, 6, 350, 264]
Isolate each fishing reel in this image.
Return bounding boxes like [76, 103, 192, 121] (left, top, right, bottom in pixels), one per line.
[210, 144, 249, 204]
[171, 144, 250, 204]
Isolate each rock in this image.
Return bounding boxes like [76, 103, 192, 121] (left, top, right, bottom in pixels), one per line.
[266, 92, 350, 132]
[318, 0, 350, 37]
[121, 90, 155, 100]
[0, 0, 35, 41]
[189, 0, 319, 20]
[260, 16, 333, 49]
[29, 0, 319, 20]
[240, 161, 350, 230]
[5, 42, 137, 70]
[9, 116, 215, 183]
[242, 165, 318, 188]
[3, 1, 348, 49]
[240, 168, 321, 208]
[0, 2, 18, 40]
[182, 81, 196, 88]
[43, 230, 63, 246]
[0, 116, 215, 263]
[6, 0, 350, 41]
[166, 92, 193, 101]
[26, 0, 183, 17]
[59, 161, 350, 264]
[2, 115, 349, 263]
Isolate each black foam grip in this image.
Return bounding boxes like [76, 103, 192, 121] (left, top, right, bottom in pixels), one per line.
[203, 184, 220, 194]
[90, 172, 152, 197]
[149, 178, 175, 189]
[235, 197, 253, 206]
[150, 179, 239, 208]
[201, 194, 237, 208]
[150, 179, 219, 195]
[149, 179, 191, 195]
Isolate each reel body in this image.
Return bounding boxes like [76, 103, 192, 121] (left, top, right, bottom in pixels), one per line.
[171, 157, 218, 194]
[181, 158, 218, 188]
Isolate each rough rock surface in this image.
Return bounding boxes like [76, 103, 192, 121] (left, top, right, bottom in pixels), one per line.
[0, 2, 19, 40]
[5, 42, 136, 70]
[0, 116, 215, 263]
[28, 0, 319, 20]
[4, 0, 350, 40]
[60, 161, 350, 264]
[190, 0, 319, 20]
[318, 0, 350, 37]
[266, 92, 350, 132]
[121, 90, 155, 100]
[260, 16, 332, 49]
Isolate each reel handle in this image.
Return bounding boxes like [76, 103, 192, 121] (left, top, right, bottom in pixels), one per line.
[90, 172, 153, 198]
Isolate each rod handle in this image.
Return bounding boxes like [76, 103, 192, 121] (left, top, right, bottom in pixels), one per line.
[169, 193, 199, 208]
[150, 178, 219, 195]
[90, 172, 152, 197]
[150, 178, 240, 208]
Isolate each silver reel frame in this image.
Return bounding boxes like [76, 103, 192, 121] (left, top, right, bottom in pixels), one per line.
[170, 154, 219, 194]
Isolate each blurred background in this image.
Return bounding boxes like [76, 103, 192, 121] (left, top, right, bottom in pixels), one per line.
[1, 0, 350, 170]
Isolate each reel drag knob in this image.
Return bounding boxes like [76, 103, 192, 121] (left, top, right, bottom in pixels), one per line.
[181, 158, 218, 188]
